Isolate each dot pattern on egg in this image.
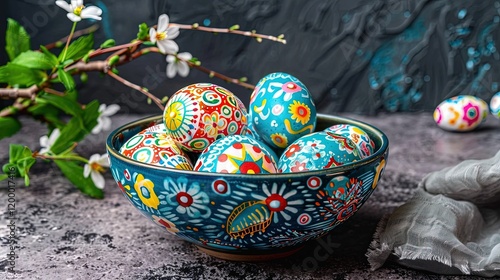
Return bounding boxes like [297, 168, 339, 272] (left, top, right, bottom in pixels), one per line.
[163, 83, 248, 153]
[119, 128, 193, 170]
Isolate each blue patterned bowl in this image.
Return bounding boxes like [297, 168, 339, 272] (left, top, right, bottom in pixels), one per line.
[106, 114, 389, 261]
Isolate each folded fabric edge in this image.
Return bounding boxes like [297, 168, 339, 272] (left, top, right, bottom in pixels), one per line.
[366, 213, 391, 271]
[366, 212, 468, 275]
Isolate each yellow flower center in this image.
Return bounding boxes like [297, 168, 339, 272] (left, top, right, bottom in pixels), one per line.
[74, 5, 84, 16]
[91, 162, 104, 173]
[156, 31, 167, 41]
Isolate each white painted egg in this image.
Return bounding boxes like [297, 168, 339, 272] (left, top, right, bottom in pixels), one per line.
[433, 95, 488, 131]
[490, 92, 500, 119]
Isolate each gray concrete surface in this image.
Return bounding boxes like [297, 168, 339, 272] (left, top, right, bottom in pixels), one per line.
[1, 113, 499, 280]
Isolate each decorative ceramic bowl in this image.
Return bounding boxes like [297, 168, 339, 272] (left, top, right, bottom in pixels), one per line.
[106, 114, 389, 261]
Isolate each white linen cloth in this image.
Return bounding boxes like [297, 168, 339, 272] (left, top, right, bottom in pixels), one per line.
[367, 151, 500, 277]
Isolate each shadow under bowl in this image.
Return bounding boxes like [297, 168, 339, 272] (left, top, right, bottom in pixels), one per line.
[106, 114, 389, 261]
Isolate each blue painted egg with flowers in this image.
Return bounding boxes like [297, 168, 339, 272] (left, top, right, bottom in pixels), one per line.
[278, 131, 362, 173]
[249, 72, 316, 150]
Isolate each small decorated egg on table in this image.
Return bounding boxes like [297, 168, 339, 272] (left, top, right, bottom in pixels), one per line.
[163, 83, 248, 153]
[119, 125, 193, 170]
[324, 124, 375, 158]
[249, 72, 316, 150]
[490, 92, 500, 118]
[194, 135, 278, 174]
[433, 95, 488, 131]
[278, 131, 362, 173]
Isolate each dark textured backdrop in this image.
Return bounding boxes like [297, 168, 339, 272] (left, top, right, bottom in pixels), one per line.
[2, 0, 500, 114]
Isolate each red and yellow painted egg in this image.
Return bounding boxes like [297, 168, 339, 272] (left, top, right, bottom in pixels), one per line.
[163, 83, 248, 153]
[119, 125, 193, 170]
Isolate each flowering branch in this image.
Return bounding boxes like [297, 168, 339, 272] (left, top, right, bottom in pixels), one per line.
[0, 3, 287, 198]
[170, 23, 287, 44]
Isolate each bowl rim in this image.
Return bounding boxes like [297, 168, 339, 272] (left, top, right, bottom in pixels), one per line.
[106, 113, 389, 178]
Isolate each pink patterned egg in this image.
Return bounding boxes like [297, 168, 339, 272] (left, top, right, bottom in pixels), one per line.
[194, 135, 278, 174]
[119, 125, 193, 170]
[433, 95, 488, 131]
[163, 83, 248, 153]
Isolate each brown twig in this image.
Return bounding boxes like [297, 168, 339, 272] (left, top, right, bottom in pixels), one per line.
[0, 85, 38, 100]
[169, 23, 287, 44]
[107, 71, 165, 110]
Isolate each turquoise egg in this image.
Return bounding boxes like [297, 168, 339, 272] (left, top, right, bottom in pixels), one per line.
[249, 72, 316, 150]
[194, 135, 278, 174]
[324, 124, 375, 159]
[278, 132, 362, 173]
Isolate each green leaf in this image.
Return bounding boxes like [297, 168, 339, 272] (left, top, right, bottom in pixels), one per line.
[54, 160, 104, 198]
[38, 93, 82, 117]
[0, 63, 46, 86]
[9, 144, 31, 163]
[50, 117, 85, 154]
[0, 174, 8, 181]
[5, 18, 31, 61]
[82, 100, 100, 130]
[0, 117, 21, 140]
[100, 39, 115, 48]
[137, 23, 149, 40]
[59, 33, 94, 62]
[12, 50, 57, 70]
[39, 46, 59, 66]
[4, 144, 35, 186]
[57, 68, 76, 91]
[17, 157, 36, 179]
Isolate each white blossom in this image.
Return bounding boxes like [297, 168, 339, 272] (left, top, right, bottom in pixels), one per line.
[56, 0, 103, 22]
[149, 14, 180, 54]
[92, 104, 120, 134]
[166, 52, 192, 78]
[83, 153, 109, 189]
[39, 128, 61, 154]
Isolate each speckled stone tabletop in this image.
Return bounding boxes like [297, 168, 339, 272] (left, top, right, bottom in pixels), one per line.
[1, 113, 499, 280]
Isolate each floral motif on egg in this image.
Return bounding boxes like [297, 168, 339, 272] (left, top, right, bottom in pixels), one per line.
[325, 124, 375, 158]
[163, 83, 247, 152]
[250, 72, 317, 150]
[434, 95, 488, 131]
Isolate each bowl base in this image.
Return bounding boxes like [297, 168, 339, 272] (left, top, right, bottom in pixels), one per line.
[196, 245, 304, 262]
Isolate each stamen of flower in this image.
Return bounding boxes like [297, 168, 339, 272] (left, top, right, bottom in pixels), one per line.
[91, 162, 105, 173]
[156, 32, 167, 41]
[74, 5, 85, 16]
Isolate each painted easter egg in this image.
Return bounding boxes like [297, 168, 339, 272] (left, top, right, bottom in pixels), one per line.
[194, 135, 278, 174]
[249, 72, 316, 150]
[490, 92, 500, 118]
[119, 127, 193, 170]
[433, 95, 489, 131]
[278, 131, 362, 173]
[324, 124, 375, 158]
[163, 83, 248, 153]
[244, 113, 262, 141]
